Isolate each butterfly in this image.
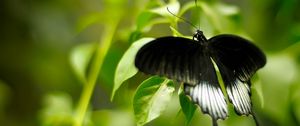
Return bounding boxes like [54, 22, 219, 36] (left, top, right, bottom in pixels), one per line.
[134, 30, 266, 125]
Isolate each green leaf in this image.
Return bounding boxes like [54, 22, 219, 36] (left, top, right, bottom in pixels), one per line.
[70, 43, 96, 83]
[133, 76, 175, 126]
[136, 11, 154, 31]
[135, 1, 180, 33]
[143, 18, 170, 32]
[136, 13, 170, 33]
[111, 38, 154, 101]
[178, 85, 197, 126]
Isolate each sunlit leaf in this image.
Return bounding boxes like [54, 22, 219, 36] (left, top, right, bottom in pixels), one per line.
[178, 85, 197, 126]
[111, 38, 154, 100]
[135, 1, 180, 33]
[133, 76, 175, 126]
[150, 1, 180, 18]
[70, 43, 96, 83]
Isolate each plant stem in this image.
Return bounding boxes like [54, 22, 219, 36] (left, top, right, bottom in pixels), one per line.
[73, 19, 120, 126]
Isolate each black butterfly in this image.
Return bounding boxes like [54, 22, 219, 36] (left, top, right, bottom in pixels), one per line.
[134, 30, 266, 125]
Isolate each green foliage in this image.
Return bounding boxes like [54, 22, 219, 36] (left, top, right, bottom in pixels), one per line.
[133, 76, 175, 126]
[2, 0, 300, 126]
[178, 86, 197, 126]
[112, 38, 154, 100]
[135, 0, 180, 34]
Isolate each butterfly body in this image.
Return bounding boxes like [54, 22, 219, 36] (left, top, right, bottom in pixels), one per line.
[134, 30, 266, 123]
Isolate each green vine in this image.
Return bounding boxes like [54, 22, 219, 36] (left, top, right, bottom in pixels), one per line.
[73, 17, 121, 126]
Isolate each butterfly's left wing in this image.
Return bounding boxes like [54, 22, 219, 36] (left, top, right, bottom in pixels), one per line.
[208, 35, 266, 115]
[135, 37, 202, 84]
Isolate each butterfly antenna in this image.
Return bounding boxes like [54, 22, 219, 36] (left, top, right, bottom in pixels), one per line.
[166, 7, 198, 31]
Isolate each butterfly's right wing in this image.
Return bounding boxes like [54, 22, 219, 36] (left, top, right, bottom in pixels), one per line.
[208, 35, 266, 115]
[208, 35, 266, 82]
[135, 37, 228, 120]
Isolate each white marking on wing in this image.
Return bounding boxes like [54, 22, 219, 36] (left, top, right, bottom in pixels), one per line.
[226, 79, 251, 115]
[187, 82, 228, 120]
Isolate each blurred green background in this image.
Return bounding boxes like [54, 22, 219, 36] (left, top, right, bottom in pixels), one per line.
[1, 0, 300, 126]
